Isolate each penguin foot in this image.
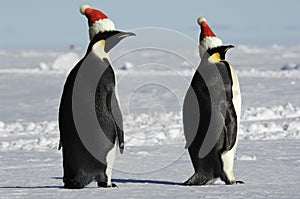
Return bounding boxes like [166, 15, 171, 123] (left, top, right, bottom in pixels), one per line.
[63, 181, 85, 189]
[63, 176, 91, 189]
[182, 173, 215, 186]
[224, 180, 244, 185]
[97, 182, 118, 188]
[236, 180, 244, 184]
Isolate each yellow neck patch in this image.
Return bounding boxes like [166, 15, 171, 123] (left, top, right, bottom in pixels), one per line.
[208, 53, 221, 63]
[92, 40, 109, 60]
[92, 40, 106, 51]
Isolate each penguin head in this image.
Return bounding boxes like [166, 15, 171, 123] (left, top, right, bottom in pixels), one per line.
[206, 45, 234, 63]
[198, 17, 223, 58]
[87, 30, 135, 53]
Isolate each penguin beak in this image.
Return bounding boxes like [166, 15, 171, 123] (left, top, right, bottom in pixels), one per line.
[104, 32, 136, 53]
[224, 45, 234, 53]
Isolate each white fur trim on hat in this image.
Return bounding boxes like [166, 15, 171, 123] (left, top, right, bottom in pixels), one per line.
[199, 36, 223, 58]
[80, 4, 91, 15]
[89, 18, 116, 40]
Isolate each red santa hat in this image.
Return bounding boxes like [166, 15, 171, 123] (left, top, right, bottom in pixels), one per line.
[80, 4, 116, 40]
[197, 17, 223, 57]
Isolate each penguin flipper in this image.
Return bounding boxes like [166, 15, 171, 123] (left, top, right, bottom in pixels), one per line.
[58, 139, 62, 150]
[107, 89, 124, 154]
[117, 129, 124, 154]
[223, 106, 238, 152]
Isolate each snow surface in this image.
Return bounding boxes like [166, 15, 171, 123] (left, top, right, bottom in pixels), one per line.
[0, 45, 300, 198]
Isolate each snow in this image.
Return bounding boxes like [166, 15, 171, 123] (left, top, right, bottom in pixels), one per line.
[0, 45, 300, 198]
[51, 52, 80, 72]
[120, 61, 134, 70]
[281, 63, 300, 71]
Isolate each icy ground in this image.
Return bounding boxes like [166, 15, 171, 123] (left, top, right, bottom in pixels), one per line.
[0, 45, 300, 198]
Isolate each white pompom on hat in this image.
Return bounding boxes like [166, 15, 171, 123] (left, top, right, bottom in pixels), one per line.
[197, 17, 223, 57]
[80, 4, 116, 40]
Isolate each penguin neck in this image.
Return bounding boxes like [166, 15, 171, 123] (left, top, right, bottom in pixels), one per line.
[91, 40, 110, 61]
[208, 53, 222, 63]
[200, 53, 221, 65]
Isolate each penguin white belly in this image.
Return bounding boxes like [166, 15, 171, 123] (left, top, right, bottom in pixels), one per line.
[221, 63, 241, 182]
[93, 40, 120, 186]
[105, 138, 118, 186]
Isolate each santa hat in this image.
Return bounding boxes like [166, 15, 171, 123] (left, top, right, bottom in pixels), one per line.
[197, 17, 223, 57]
[80, 4, 116, 40]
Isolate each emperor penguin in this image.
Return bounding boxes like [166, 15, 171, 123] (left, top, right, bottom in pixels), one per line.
[58, 5, 135, 189]
[183, 17, 242, 185]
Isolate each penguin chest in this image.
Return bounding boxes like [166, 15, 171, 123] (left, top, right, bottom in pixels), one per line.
[227, 63, 241, 122]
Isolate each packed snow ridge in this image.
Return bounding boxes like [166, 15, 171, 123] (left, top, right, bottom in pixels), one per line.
[1, 104, 300, 152]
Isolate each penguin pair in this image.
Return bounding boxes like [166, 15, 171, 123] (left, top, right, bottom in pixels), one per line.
[59, 5, 135, 189]
[59, 4, 242, 188]
[182, 17, 243, 185]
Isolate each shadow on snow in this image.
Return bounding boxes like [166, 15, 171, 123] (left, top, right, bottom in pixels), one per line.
[112, 178, 181, 185]
[0, 177, 181, 189]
